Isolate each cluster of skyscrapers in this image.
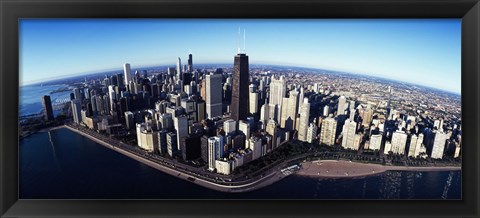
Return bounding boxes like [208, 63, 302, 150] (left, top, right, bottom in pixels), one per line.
[42, 48, 462, 176]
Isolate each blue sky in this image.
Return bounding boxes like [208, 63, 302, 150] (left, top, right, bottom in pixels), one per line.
[20, 19, 461, 93]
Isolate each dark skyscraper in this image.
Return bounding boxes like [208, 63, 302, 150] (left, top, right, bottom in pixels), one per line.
[42, 95, 54, 121]
[110, 74, 118, 86]
[116, 73, 124, 88]
[188, 53, 193, 73]
[183, 72, 192, 86]
[231, 53, 249, 121]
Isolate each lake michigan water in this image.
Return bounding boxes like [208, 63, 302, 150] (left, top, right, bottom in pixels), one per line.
[19, 127, 461, 199]
[20, 84, 72, 117]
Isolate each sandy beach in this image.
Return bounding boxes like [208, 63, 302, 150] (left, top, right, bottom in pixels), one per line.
[296, 160, 461, 179]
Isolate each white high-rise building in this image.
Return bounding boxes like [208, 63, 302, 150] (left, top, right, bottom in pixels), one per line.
[71, 99, 82, 124]
[260, 104, 270, 124]
[155, 100, 169, 114]
[434, 119, 441, 130]
[408, 134, 418, 157]
[267, 103, 279, 123]
[268, 75, 286, 123]
[388, 109, 398, 121]
[108, 85, 116, 107]
[238, 120, 250, 139]
[269, 75, 286, 106]
[298, 87, 304, 109]
[158, 113, 173, 131]
[297, 98, 310, 142]
[103, 95, 110, 114]
[280, 97, 290, 128]
[176, 57, 182, 79]
[123, 63, 132, 86]
[313, 83, 320, 93]
[266, 119, 279, 149]
[341, 119, 358, 150]
[173, 115, 188, 151]
[249, 136, 262, 160]
[349, 100, 356, 121]
[414, 133, 425, 157]
[249, 92, 259, 114]
[184, 84, 192, 95]
[384, 141, 392, 154]
[406, 115, 416, 130]
[353, 134, 362, 150]
[124, 111, 135, 130]
[280, 90, 299, 131]
[431, 131, 447, 159]
[166, 132, 177, 157]
[391, 131, 407, 155]
[369, 134, 382, 150]
[215, 159, 232, 175]
[361, 104, 373, 127]
[323, 105, 330, 117]
[94, 95, 103, 115]
[205, 73, 223, 119]
[454, 141, 461, 158]
[208, 136, 224, 170]
[223, 119, 236, 135]
[320, 117, 337, 146]
[136, 122, 159, 152]
[306, 123, 318, 143]
[337, 96, 347, 116]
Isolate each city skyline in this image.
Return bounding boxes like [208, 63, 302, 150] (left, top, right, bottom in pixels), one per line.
[20, 19, 461, 93]
[19, 23, 462, 198]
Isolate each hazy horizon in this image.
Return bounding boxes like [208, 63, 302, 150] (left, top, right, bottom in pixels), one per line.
[20, 62, 461, 96]
[20, 19, 461, 93]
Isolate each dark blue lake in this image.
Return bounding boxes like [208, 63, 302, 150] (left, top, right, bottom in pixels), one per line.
[19, 128, 461, 199]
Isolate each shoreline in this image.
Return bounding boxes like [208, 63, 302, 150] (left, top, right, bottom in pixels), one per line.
[295, 160, 461, 179]
[20, 124, 65, 140]
[38, 125, 65, 132]
[41, 126, 462, 192]
[61, 125, 290, 193]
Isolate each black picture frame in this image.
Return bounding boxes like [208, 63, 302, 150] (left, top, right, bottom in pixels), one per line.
[1, 0, 479, 217]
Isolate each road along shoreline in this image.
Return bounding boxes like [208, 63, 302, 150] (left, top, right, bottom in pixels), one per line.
[296, 160, 461, 179]
[62, 125, 290, 193]
[51, 126, 461, 192]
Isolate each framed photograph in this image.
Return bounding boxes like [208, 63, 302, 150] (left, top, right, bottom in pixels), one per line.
[1, 0, 479, 217]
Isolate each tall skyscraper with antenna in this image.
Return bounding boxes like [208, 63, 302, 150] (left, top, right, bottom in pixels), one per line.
[231, 29, 249, 121]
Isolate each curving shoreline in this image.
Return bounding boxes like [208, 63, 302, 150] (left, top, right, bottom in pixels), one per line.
[62, 125, 291, 193]
[43, 125, 462, 192]
[295, 160, 461, 179]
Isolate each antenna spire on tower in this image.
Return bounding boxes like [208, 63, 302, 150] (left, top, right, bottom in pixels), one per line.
[243, 28, 246, 53]
[237, 27, 241, 54]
